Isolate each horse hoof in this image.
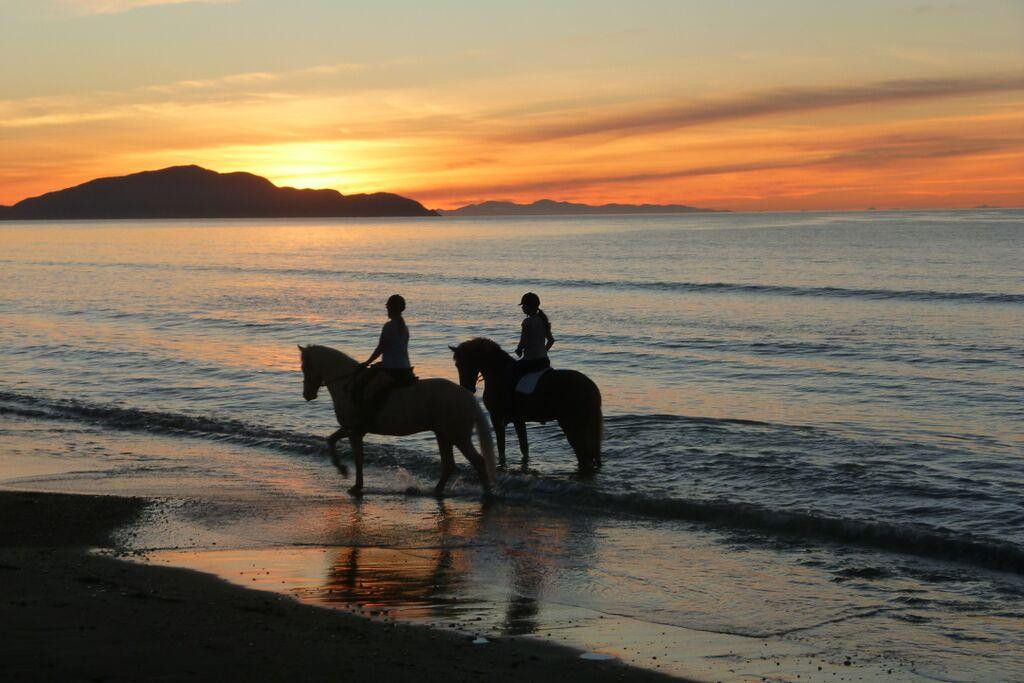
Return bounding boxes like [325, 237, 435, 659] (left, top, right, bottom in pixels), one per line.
[433, 486, 446, 498]
[335, 464, 349, 477]
[348, 484, 363, 496]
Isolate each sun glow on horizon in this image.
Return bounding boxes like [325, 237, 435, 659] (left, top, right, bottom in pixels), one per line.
[1, 1, 1022, 210]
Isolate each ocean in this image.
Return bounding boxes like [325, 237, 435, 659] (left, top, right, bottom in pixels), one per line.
[1, 210, 1022, 680]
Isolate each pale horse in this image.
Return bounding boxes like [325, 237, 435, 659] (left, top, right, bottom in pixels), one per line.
[298, 345, 496, 495]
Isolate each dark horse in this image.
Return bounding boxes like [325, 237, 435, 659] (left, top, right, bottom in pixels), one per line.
[450, 338, 602, 471]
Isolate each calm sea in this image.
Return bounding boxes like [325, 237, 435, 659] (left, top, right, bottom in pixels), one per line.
[1, 211, 1022, 680]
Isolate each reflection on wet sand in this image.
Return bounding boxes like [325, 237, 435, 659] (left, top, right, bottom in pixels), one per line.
[309, 498, 599, 636]
[479, 502, 599, 636]
[316, 500, 471, 621]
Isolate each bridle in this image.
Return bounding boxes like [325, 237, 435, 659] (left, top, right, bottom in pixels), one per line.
[454, 352, 484, 392]
[318, 366, 365, 389]
[461, 364, 483, 392]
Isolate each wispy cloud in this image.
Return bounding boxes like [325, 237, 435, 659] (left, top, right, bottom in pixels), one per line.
[412, 130, 1024, 202]
[507, 73, 1024, 142]
[59, 0, 237, 15]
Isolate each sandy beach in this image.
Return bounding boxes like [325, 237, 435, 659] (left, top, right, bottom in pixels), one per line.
[0, 489, 679, 682]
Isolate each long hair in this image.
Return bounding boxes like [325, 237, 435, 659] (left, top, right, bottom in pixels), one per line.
[387, 294, 408, 335]
[535, 308, 552, 336]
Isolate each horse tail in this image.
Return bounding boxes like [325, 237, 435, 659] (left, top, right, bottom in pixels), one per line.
[473, 399, 497, 484]
[584, 381, 603, 468]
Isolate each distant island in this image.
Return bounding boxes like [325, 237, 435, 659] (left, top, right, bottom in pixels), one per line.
[437, 199, 723, 216]
[0, 165, 435, 220]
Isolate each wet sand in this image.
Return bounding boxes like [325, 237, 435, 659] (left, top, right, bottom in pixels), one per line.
[0, 490, 682, 682]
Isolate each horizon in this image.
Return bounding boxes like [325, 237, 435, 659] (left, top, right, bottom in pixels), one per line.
[2, 1, 1023, 211]
[3, 163, 1022, 213]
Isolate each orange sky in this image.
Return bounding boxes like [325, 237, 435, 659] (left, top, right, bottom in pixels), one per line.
[1, 1, 1022, 210]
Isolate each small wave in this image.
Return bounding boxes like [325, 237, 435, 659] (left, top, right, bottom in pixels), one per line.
[7, 259, 1021, 305]
[604, 413, 811, 430]
[495, 474, 1024, 576]
[3, 390, 1021, 575]
[0, 390, 326, 458]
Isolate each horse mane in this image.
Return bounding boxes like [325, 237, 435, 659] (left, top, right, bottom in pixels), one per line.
[459, 337, 514, 363]
[303, 344, 357, 367]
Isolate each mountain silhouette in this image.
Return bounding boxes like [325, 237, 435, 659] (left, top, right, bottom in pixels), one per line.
[437, 199, 721, 216]
[0, 166, 435, 219]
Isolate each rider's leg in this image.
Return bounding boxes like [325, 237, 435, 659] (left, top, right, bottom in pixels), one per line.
[348, 367, 380, 433]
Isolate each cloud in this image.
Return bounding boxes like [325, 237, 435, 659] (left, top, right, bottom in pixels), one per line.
[414, 132, 1024, 201]
[507, 73, 1024, 142]
[58, 0, 237, 15]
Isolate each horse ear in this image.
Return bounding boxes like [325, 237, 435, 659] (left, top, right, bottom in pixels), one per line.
[448, 345, 458, 353]
[297, 344, 305, 354]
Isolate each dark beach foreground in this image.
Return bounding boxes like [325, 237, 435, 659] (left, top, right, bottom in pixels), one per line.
[0, 490, 681, 682]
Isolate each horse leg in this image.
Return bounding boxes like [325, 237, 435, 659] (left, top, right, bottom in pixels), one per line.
[513, 420, 530, 468]
[348, 434, 364, 494]
[435, 435, 456, 497]
[586, 411, 603, 470]
[327, 428, 349, 476]
[493, 415, 508, 468]
[558, 418, 591, 472]
[455, 436, 492, 496]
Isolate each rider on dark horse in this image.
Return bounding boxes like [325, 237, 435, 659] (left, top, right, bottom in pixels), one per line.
[351, 294, 417, 432]
[449, 291, 602, 470]
[513, 292, 554, 386]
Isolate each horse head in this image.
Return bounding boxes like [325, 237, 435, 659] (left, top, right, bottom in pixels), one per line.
[449, 343, 479, 393]
[450, 338, 510, 394]
[298, 344, 321, 401]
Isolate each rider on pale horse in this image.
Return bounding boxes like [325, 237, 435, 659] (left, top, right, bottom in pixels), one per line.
[513, 292, 555, 387]
[304, 292, 494, 494]
[351, 294, 417, 433]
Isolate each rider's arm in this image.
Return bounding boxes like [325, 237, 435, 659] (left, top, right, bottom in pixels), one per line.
[515, 320, 526, 357]
[362, 326, 386, 366]
[545, 330, 555, 351]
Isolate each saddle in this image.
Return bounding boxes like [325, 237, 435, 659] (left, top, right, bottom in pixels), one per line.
[514, 367, 550, 395]
[350, 365, 417, 430]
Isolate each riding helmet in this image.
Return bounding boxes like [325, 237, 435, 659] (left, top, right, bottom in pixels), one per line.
[519, 292, 540, 308]
[386, 294, 406, 312]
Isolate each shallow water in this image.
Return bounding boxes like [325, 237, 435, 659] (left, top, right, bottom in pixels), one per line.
[1, 211, 1022, 680]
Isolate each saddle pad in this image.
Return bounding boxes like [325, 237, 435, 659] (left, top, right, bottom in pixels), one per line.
[515, 367, 550, 394]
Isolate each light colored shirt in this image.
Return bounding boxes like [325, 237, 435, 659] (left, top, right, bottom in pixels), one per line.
[519, 315, 548, 360]
[379, 319, 411, 368]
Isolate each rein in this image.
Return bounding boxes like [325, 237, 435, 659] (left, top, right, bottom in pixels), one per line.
[320, 366, 364, 388]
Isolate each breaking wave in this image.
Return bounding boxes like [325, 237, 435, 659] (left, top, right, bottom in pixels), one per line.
[7, 259, 1022, 305]
[2, 390, 1021, 575]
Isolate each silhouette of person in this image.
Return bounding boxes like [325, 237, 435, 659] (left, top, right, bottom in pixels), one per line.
[350, 294, 416, 431]
[513, 292, 554, 385]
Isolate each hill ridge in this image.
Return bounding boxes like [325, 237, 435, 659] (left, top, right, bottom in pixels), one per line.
[0, 165, 435, 219]
[438, 198, 722, 216]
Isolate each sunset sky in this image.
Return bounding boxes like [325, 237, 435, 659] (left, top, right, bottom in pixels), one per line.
[2, 0, 1022, 210]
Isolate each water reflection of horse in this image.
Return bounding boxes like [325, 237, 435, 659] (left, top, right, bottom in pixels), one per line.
[450, 338, 602, 471]
[320, 501, 468, 621]
[299, 344, 495, 495]
[319, 499, 599, 638]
